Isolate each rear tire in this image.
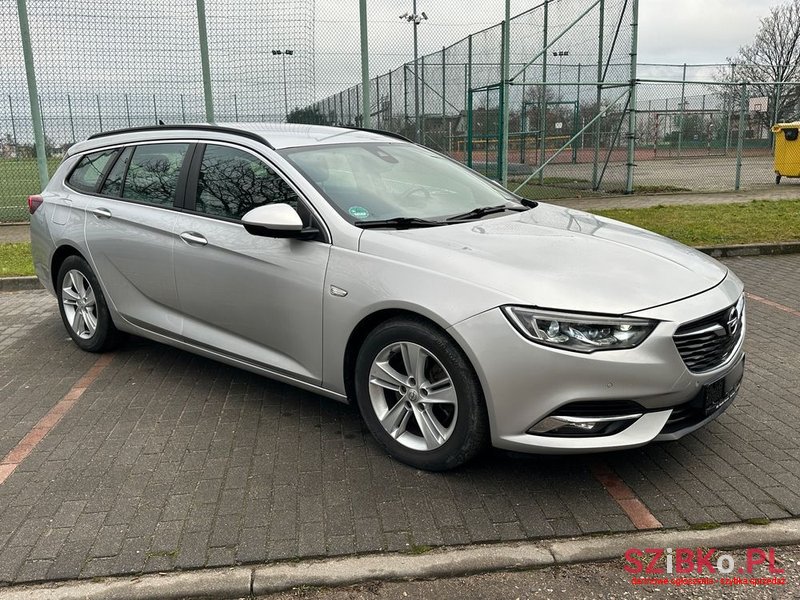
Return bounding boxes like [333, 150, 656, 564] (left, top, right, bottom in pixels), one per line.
[56, 255, 121, 352]
[354, 318, 488, 471]
[776, 174, 782, 184]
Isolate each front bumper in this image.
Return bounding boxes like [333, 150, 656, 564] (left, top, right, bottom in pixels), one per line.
[447, 274, 745, 453]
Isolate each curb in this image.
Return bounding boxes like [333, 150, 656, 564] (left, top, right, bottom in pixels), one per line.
[697, 241, 800, 258]
[0, 277, 42, 292]
[1, 519, 798, 600]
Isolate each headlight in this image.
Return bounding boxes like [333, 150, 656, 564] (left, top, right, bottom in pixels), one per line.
[502, 306, 657, 353]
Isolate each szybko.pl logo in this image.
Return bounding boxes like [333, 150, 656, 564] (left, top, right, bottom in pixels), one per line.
[624, 547, 786, 587]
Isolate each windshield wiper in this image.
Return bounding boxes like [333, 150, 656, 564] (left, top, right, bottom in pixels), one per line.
[354, 217, 447, 229]
[445, 203, 529, 222]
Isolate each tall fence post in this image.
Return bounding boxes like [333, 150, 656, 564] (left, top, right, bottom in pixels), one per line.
[124, 93, 132, 127]
[356, 86, 361, 126]
[359, 0, 371, 127]
[592, 0, 605, 190]
[538, 0, 549, 185]
[677, 62, 686, 157]
[735, 82, 747, 191]
[375, 76, 381, 127]
[404, 65, 409, 128]
[15, 0, 49, 189]
[466, 35, 473, 168]
[725, 63, 736, 155]
[96, 94, 103, 132]
[8, 95, 19, 150]
[499, 0, 511, 187]
[574, 63, 581, 162]
[67, 94, 76, 142]
[420, 55, 426, 142]
[387, 71, 393, 128]
[196, 0, 215, 123]
[520, 69, 527, 164]
[38, 95, 47, 150]
[441, 46, 446, 124]
[625, 0, 639, 194]
[772, 63, 783, 151]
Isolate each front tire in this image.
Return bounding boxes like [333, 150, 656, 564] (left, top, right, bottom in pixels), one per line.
[57, 255, 120, 352]
[354, 318, 488, 471]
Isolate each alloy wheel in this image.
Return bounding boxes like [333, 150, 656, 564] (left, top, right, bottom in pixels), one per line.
[61, 269, 98, 340]
[368, 341, 458, 451]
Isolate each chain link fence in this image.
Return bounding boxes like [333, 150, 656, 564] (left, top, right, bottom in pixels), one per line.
[1, 0, 315, 222]
[308, 2, 800, 203]
[310, 0, 636, 199]
[3, 0, 800, 223]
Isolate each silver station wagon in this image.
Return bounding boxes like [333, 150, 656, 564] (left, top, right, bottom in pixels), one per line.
[29, 124, 745, 471]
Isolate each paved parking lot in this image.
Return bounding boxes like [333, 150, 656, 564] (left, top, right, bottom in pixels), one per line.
[0, 255, 798, 586]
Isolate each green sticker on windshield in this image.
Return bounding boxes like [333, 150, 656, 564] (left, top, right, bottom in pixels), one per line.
[348, 206, 370, 219]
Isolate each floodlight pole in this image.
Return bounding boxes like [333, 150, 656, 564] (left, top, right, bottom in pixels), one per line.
[282, 52, 289, 119]
[359, 0, 371, 127]
[272, 50, 294, 121]
[196, 0, 215, 123]
[554, 50, 569, 103]
[15, 0, 49, 189]
[400, 3, 426, 142]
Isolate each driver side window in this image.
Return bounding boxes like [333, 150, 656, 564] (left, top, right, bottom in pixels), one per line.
[195, 145, 300, 220]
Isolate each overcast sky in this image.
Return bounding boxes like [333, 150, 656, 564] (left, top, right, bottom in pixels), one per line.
[637, 0, 773, 64]
[323, 0, 778, 73]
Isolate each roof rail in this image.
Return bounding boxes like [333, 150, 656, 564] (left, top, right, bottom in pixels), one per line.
[355, 127, 414, 143]
[325, 125, 413, 143]
[87, 124, 275, 149]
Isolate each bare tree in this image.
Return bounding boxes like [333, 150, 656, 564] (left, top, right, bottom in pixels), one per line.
[719, 0, 800, 129]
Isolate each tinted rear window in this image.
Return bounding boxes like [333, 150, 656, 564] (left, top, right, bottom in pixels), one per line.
[122, 143, 189, 207]
[100, 146, 133, 197]
[67, 149, 118, 193]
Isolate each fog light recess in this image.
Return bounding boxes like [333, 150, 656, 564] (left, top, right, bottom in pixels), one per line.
[528, 413, 642, 437]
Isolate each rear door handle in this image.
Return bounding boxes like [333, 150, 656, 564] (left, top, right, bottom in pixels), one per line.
[179, 231, 208, 247]
[89, 207, 112, 219]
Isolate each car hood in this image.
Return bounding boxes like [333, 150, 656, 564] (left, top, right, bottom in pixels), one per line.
[357, 202, 728, 315]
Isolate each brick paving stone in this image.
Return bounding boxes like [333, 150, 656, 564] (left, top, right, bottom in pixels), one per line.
[0, 254, 797, 584]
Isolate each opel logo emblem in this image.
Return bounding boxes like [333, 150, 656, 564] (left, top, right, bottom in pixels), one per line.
[726, 308, 739, 336]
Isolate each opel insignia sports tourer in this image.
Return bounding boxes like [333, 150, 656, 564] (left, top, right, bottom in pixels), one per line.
[29, 124, 745, 470]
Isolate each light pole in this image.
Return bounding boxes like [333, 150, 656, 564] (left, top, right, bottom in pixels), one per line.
[272, 49, 294, 121]
[400, 6, 427, 143]
[553, 50, 569, 103]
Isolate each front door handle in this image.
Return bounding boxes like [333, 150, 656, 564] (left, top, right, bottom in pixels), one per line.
[89, 207, 112, 219]
[179, 231, 208, 246]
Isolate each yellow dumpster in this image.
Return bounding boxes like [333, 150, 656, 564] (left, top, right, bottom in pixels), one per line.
[771, 122, 800, 184]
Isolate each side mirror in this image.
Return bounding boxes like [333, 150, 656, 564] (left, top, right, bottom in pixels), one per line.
[242, 203, 317, 239]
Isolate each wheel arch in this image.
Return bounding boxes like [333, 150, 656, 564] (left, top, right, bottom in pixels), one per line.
[342, 307, 484, 405]
[50, 244, 87, 291]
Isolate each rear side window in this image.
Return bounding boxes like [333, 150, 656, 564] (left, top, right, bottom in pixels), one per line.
[67, 149, 118, 193]
[100, 146, 133, 197]
[122, 143, 190, 207]
[195, 144, 300, 220]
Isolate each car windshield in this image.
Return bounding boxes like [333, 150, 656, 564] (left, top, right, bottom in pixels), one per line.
[280, 142, 520, 223]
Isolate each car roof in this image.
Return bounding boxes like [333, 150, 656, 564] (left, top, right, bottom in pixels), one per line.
[67, 122, 410, 157]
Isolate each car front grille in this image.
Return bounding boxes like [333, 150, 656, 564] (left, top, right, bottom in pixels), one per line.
[673, 296, 745, 373]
